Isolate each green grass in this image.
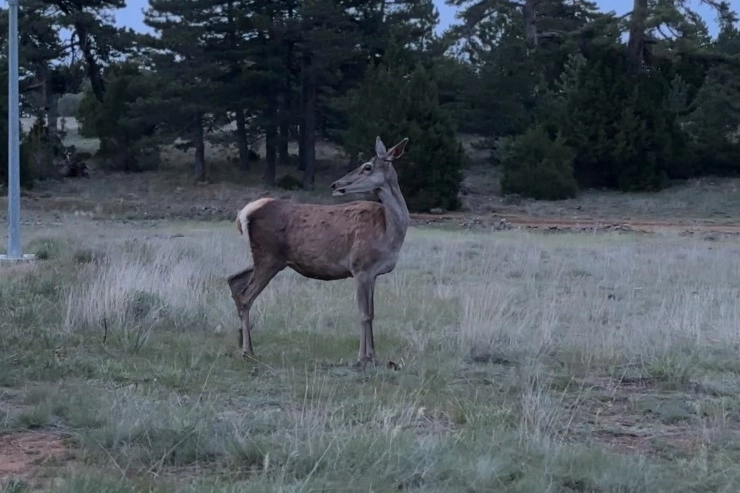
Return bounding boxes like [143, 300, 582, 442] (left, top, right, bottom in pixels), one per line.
[3, 220, 740, 491]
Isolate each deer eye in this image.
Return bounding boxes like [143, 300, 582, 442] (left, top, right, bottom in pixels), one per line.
[363, 164, 373, 172]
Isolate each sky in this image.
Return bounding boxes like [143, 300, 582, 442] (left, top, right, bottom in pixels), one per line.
[113, 0, 725, 37]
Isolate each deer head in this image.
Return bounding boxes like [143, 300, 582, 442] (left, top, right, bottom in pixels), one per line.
[331, 136, 409, 197]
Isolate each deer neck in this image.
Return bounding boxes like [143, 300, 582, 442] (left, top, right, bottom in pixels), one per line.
[376, 168, 410, 251]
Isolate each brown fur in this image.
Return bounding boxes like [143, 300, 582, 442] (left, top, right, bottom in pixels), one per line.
[228, 136, 410, 364]
[245, 199, 387, 281]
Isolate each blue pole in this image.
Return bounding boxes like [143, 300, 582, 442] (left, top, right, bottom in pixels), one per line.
[6, 0, 20, 258]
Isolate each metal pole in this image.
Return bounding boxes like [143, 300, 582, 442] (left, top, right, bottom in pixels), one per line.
[6, 0, 20, 258]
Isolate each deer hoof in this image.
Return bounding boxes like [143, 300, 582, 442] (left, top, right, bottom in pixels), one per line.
[354, 355, 378, 368]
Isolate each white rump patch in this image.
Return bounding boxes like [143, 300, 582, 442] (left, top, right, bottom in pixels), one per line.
[236, 197, 275, 235]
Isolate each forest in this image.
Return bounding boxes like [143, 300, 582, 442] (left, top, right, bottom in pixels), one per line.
[0, 0, 739, 212]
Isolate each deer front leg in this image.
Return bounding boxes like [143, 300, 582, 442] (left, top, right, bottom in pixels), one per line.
[355, 275, 377, 365]
[364, 279, 376, 359]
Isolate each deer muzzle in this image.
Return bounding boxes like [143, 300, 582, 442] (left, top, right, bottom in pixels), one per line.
[331, 181, 347, 196]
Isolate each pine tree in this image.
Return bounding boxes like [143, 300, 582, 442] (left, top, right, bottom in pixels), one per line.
[77, 61, 161, 172]
[48, 0, 138, 164]
[684, 62, 740, 175]
[142, 0, 229, 181]
[500, 124, 578, 200]
[346, 48, 465, 212]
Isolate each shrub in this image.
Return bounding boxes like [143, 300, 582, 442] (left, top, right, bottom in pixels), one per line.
[500, 124, 578, 200]
[277, 174, 303, 190]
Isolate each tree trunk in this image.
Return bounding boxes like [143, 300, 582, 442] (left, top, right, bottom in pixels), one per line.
[67, 15, 141, 171]
[523, 0, 538, 48]
[193, 113, 206, 182]
[278, 89, 291, 165]
[74, 22, 106, 104]
[264, 93, 278, 187]
[38, 65, 60, 149]
[628, 0, 648, 74]
[297, 83, 306, 172]
[235, 109, 250, 171]
[47, 93, 59, 143]
[300, 55, 317, 190]
[298, 121, 305, 171]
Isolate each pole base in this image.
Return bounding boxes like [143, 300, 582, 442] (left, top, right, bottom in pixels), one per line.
[0, 253, 36, 263]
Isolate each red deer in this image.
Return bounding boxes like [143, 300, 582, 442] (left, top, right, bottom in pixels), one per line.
[227, 136, 410, 365]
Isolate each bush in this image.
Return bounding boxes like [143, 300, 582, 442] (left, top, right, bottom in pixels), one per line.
[344, 45, 465, 212]
[395, 120, 466, 211]
[277, 174, 303, 190]
[500, 124, 578, 200]
[0, 117, 60, 189]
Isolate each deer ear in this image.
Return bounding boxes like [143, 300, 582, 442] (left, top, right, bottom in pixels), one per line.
[386, 138, 409, 160]
[375, 136, 387, 157]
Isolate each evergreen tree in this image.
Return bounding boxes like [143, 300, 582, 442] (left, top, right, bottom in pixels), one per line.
[346, 48, 465, 211]
[296, 0, 362, 188]
[0, 60, 34, 189]
[77, 62, 161, 172]
[141, 0, 230, 181]
[683, 62, 740, 175]
[538, 43, 683, 191]
[49, 0, 138, 160]
[500, 124, 578, 200]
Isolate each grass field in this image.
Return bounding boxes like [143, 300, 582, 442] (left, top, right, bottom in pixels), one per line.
[3, 217, 740, 492]
[3, 115, 740, 491]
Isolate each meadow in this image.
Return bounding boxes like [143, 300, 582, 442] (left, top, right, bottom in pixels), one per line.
[3, 216, 740, 492]
[3, 118, 740, 491]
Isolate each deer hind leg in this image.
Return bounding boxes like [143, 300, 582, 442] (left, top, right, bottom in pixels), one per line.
[227, 267, 254, 347]
[355, 274, 377, 365]
[235, 263, 284, 358]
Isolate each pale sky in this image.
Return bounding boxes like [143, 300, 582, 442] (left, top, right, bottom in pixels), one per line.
[113, 0, 727, 37]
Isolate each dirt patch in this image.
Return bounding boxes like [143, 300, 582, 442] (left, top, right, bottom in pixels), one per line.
[568, 376, 709, 459]
[0, 431, 72, 482]
[591, 428, 653, 454]
[412, 212, 740, 236]
[3, 171, 740, 236]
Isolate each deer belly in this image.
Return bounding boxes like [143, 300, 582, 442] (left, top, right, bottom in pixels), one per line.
[286, 261, 352, 281]
[283, 233, 354, 280]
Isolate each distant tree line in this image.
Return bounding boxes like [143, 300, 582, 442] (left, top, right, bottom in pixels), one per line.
[0, 0, 738, 209]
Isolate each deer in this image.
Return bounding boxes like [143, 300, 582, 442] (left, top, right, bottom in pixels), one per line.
[226, 136, 410, 366]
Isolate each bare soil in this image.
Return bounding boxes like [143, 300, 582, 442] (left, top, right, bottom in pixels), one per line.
[413, 212, 740, 235]
[0, 431, 71, 483]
